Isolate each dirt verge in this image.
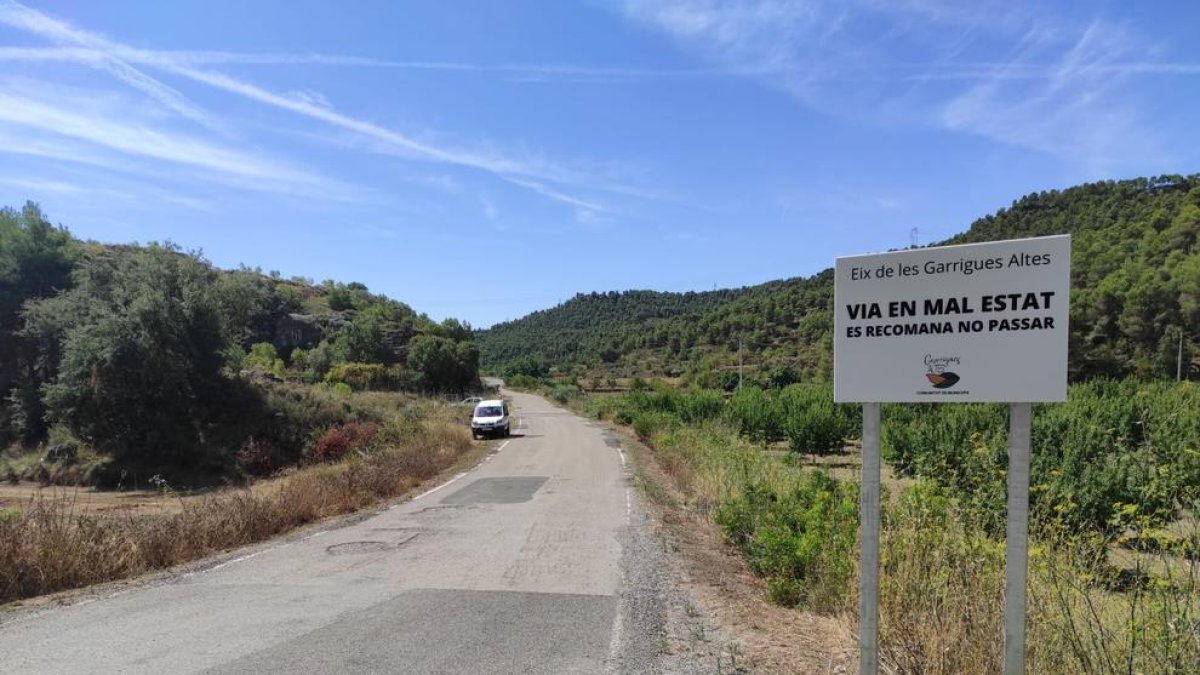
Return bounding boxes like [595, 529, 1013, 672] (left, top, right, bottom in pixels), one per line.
[607, 420, 858, 674]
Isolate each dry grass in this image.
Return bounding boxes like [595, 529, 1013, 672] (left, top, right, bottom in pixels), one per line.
[0, 415, 472, 606]
[850, 490, 1200, 675]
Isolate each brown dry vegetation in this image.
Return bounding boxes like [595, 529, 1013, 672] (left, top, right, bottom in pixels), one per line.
[0, 402, 475, 606]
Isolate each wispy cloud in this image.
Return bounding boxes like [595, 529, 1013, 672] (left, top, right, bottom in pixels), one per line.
[0, 44, 715, 80]
[0, 82, 334, 193]
[0, 5, 219, 131]
[938, 20, 1161, 169]
[0, 173, 211, 211]
[0, 1, 638, 216]
[480, 193, 499, 221]
[616, 0, 1183, 170]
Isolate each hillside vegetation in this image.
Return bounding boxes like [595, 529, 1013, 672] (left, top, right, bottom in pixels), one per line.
[480, 175, 1200, 384]
[1, 202, 480, 485]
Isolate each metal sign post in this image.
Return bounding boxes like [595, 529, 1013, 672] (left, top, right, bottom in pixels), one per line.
[859, 402, 882, 675]
[1003, 402, 1032, 674]
[834, 235, 1070, 675]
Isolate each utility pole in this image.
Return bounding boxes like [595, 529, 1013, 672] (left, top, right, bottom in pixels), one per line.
[738, 338, 744, 390]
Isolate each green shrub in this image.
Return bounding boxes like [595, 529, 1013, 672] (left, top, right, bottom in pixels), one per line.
[289, 347, 309, 370]
[632, 411, 678, 442]
[507, 374, 541, 390]
[726, 387, 783, 444]
[714, 471, 858, 610]
[245, 381, 373, 467]
[882, 379, 1200, 536]
[549, 383, 580, 403]
[244, 342, 284, 375]
[583, 395, 622, 420]
[676, 389, 726, 423]
[325, 362, 387, 391]
[778, 385, 856, 454]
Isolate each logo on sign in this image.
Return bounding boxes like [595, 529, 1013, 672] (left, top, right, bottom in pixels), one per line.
[924, 354, 961, 389]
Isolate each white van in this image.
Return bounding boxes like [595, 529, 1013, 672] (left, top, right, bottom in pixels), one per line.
[470, 399, 510, 439]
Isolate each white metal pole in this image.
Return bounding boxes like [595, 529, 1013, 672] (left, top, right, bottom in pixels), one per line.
[859, 402, 881, 675]
[1003, 402, 1033, 675]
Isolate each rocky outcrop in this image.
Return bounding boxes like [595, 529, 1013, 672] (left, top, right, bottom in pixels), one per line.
[273, 313, 347, 351]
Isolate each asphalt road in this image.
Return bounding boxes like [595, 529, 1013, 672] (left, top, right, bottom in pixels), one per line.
[0, 390, 669, 674]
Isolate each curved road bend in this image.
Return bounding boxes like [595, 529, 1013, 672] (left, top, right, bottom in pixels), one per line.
[0, 390, 668, 674]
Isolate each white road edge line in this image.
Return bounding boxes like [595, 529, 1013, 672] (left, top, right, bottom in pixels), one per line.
[606, 591, 628, 671]
[410, 439, 511, 502]
[206, 544, 284, 573]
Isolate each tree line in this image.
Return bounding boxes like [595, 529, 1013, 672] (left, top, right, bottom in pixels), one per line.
[479, 175, 1200, 383]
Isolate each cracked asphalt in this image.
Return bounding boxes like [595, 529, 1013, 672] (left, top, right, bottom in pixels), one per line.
[0, 390, 679, 674]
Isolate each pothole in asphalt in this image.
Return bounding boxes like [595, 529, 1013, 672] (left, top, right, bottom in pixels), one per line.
[603, 437, 622, 449]
[326, 541, 391, 556]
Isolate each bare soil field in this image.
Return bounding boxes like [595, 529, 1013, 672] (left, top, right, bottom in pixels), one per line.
[0, 482, 192, 517]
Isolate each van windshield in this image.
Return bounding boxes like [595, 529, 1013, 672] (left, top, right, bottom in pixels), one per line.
[476, 406, 503, 417]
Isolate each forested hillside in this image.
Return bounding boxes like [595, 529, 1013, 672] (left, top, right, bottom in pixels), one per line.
[479, 175, 1200, 384]
[1, 202, 479, 482]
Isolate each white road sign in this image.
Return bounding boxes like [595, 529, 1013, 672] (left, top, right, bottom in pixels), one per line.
[834, 235, 1070, 403]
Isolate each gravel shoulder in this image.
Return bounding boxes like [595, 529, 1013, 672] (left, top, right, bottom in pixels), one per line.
[600, 419, 857, 674]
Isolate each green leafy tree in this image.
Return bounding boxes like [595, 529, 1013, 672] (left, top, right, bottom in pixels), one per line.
[23, 244, 230, 469]
[215, 267, 302, 347]
[408, 335, 479, 394]
[332, 313, 393, 364]
[0, 202, 78, 443]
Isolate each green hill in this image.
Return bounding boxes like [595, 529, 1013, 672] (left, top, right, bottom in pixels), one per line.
[1, 202, 479, 480]
[479, 175, 1200, 384]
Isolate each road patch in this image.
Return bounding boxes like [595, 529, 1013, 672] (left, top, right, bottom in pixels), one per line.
[440, 476, 548, 505]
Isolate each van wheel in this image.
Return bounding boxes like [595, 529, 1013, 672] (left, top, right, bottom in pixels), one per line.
[504, 425, 510, 437]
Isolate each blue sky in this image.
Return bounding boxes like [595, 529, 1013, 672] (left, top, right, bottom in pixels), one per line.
[1, 1, 1198, 326]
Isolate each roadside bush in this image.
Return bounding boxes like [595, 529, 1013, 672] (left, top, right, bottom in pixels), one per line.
[583, 395, 623, 421]
[715, 471, 858, 610]
[235, 437, 284, 477]
[325, 362, 387, 391]
[241, 380, 374, 470]
[633, 411, 678, 442]
[549, 383, 580, 403]
[313, 421, 380, 462]
[506, 374, 542, 391]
